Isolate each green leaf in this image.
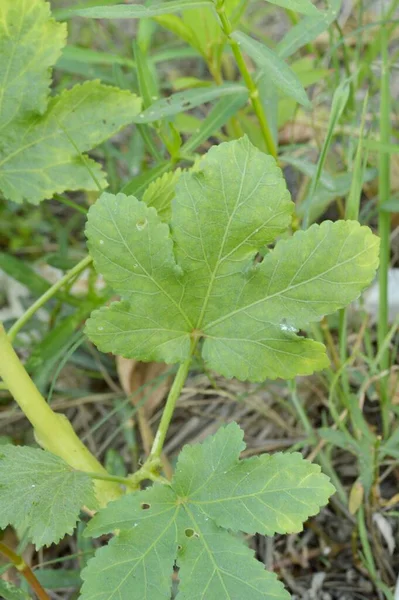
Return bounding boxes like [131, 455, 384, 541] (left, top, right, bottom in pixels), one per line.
[82, 486, 180, 600]
[35, 569, 82, 590]
[0, 81, 141, 204]
[301, 78, 351, 227]
[132, 84, 247, 124]
[277, 0, 342, 58]
[380, 199, 399, 213]
[142, 169, 183, 222]
[0, 0, 66, 131]
[0, 0, 141, 204]
[81, 423, 333, 600]
[173, 423, 332, 534]
[0, 580, 30, 600]
[0, 445, 96, 548]
[232, 31, 310, 107]
[296, 169, 377, 224]
[122, 161, 173, 197]
[262, 0, 319, 15]
[177, 511, 289, 600]
[71, 0, 215, 19]
[86, 137, 379, 382]
[181, 93, 249, 154]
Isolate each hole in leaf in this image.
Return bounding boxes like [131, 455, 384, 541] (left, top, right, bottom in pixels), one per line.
[177, 545, 182, 551]
[184, 528, 199, 538]
[141, 503, 151, 510]
[136, 218, 148, 231]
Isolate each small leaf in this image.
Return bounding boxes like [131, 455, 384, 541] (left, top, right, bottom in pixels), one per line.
[0, 445, 96, 548]
[86, 137, 380, 382]
[71, 0, 215, 19]
[261, 0, 320, 15]
[232, 31, 310, 107]
[81, 423, 333, 600]
[132, 84, 247, 123]
[142, 169, 183, 221]
[277, 0, 342, 58]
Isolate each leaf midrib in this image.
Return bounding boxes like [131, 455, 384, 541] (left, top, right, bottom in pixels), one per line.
[193, 141, 250, 331]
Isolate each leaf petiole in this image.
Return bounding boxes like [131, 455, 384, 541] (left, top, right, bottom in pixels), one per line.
[7, 255, 93, 343]
[129, 341, 196, 486]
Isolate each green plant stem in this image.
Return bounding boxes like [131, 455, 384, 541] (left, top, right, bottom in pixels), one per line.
[84, 471, 137, 489]
[288, 380, 314, 440]
[149, 356, 192, 460]
[129, 350, 194, 486]
[378, 22, 391, 437]
[7, 255, 92, 343]
[0, 324, 121, 506]
[216, 3, 277, 159]
[0, 542, 50, 600]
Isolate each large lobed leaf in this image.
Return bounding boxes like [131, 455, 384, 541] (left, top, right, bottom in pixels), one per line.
[86, 136, 380, 382]
[0, 445, 96, 548]
[0, 0, 141, 204]
[81, 423, 333, 600]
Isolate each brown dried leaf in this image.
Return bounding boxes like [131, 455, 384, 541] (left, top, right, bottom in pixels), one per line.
[116, 358, 172, 418]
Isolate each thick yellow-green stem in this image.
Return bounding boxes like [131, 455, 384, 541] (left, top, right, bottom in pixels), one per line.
[0, 324, 121, 507]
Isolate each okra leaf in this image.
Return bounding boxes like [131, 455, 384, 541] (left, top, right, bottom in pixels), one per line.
[0, 445, 96, 548]
[176, 510, 290, 600]
[0, 0, 141, 204]
[86, 136, 379, 382]
[173, 423, 332, 535]
[81, 423, 333, 600]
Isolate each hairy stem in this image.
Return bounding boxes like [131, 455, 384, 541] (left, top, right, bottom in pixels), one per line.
[0, 324, 121, 506]
[216, 2, 277, 158]
[0, 542, 50, 600]
[7, 255, 93, 343]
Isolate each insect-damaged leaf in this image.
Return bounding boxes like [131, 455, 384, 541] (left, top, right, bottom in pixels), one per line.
[81, 423, 333, 600]
[85, 137, 379, 382]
